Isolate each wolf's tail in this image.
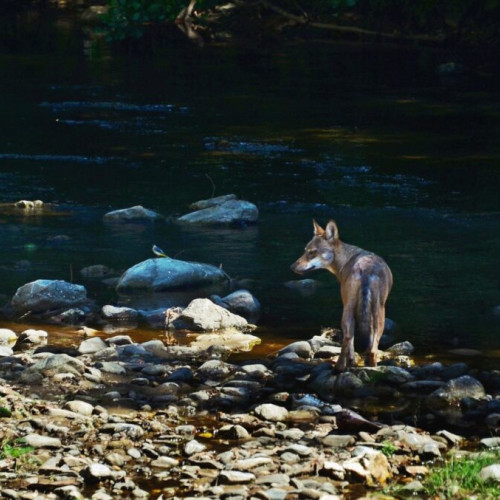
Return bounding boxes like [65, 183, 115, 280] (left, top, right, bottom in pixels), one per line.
[356, 276, 379, 352]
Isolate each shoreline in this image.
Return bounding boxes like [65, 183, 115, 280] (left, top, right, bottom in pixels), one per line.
[1, 328, 499, 498]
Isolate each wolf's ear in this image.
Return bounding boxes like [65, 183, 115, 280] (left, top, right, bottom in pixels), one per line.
[325, 220, 339, 242]
[313, 220, 325, 236]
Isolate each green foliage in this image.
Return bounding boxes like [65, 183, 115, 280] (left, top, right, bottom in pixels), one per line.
[101, 0, 187, 40]
[0, 438, 35, 459]
[380, 441, 398, 457]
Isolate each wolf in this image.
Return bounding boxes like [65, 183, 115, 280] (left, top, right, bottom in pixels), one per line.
[291, 220, 393, 371]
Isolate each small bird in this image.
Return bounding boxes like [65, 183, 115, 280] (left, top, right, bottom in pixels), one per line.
[152, 244, 168, 258]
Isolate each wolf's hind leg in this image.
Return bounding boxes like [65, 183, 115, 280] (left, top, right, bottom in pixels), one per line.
[337, 306, 355, 372]
[365, 304, 386, 367]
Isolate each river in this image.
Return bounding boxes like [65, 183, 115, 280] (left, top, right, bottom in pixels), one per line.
[1, 15, 500, 365]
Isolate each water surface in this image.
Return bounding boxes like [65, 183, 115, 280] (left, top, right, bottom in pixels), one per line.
[1, 33, 499, 361]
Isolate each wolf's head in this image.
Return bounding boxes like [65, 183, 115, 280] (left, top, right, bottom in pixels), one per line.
[290, 220, 340, 274]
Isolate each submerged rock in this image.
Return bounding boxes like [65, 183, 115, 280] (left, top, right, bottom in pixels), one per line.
[426, 375, 486, 413]
[116, 258, 229, 292]
[177, 195, 258, 226]
[210, 289, 261, 321]
[10, 280, 88, 317]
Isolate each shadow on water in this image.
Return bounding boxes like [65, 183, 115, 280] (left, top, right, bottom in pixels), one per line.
[0, 13, 499, 363]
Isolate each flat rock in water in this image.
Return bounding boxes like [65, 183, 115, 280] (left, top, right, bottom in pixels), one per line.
[116, 258, 229, 292]
[103, 205, 164, 222]
[189, 194, 237, 210]
[190, 331, 260, 351]
[177, 198, 258, 225]
[10, 279, 88, 316]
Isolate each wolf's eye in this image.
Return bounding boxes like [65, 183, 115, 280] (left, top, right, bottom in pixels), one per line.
[307, 249, 317, 258]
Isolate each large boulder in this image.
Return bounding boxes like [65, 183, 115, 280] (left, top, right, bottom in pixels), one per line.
[103, 205, 164, 222]
[10, 280, 88, 316]
[116, 258, 229, 293]
[177, 195, 258, 225]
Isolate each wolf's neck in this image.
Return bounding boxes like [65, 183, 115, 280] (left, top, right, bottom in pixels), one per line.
[330, 242, 366, 277]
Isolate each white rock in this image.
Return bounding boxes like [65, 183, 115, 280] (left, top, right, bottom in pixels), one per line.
[219, 470, 256, 483]
[184, 440, 206, 455]
[254, 403, 288, 422]
[480, 464, 500, 482]
[65, 400, 94, 417]
[24, 433, 62, 448]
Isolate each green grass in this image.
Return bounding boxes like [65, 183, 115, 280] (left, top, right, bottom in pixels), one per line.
[388, 451, 500, 499]
[0, 438, 35, 459]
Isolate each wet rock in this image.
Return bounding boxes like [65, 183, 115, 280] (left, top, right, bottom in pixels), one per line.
[10, 280, 88, 317]
[96, 361, 126, 375]
[414, 362, 444, 379]
[101, 305, 139, 323]
[254, 403, 288, 422]
[13, 329, 48, 350]
[210, 289, 261, 321]
[116, 258, 228, 292]
[196, 360, 237, 383]
[103, 205, 164, 222]
[278, 341, 312, 359]
[20, 353, 86, 381]
[387, 341, 414, 356]
[178, 196, 258, 226]
[177, 298, 249, 332]
[51, 307, 86, 325]
[426, 375, 486, 413]
[333, 371, 364, 395]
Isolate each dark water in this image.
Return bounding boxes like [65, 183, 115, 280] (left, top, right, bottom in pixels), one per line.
[1, 23, 500, 361]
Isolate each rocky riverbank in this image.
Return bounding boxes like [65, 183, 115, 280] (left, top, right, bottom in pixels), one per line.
[2, 327, 500, 499]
